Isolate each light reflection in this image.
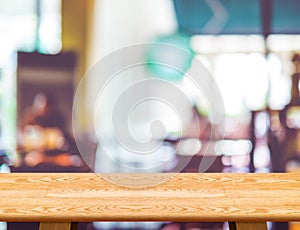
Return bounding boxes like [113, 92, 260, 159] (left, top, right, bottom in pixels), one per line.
[177, 138, 202, 156]
[214, 140, 252, 156]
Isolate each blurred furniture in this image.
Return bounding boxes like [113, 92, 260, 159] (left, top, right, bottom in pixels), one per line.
[173, 155, 223, 173]
[12, 125, 90, 173]
[0, 173, 298, 230]
[164, 137, 251, 173]
[17, 51, 77, 134]
[279, 54, 300, 171]
[14, 51, 91, 173]
[266, 54, 300, 174]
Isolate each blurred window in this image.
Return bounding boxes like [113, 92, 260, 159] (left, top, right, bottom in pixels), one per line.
[0, 0, 61, 152]
[0, 52, 16, 149]
[190, 35, 297, 115]
[0, 0, 61, 54]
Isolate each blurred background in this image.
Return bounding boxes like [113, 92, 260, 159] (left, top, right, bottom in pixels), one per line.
[0, 0, 300, 229]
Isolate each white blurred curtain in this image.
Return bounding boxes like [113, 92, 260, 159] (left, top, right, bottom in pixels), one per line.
[86, 0, 178, 130]
[88, 0, 177, 64]
[86, 0, 178, 171]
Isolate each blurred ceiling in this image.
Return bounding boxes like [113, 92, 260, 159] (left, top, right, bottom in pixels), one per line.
[173, 0, 300, 35]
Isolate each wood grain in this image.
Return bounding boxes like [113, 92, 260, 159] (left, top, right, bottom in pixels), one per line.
[0, 173, 298, 222]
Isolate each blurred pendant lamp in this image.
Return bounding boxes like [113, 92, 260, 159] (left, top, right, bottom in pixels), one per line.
[146, 33, 194, 81]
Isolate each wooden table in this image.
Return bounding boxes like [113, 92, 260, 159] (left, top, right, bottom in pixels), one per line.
[0, 173, 299, 230]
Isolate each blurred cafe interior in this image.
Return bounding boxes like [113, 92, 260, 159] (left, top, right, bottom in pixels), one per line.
[0, 0, 300, 229]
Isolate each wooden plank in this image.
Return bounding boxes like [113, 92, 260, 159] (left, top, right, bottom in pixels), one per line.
[39, 222, 71, 230]
[229, 222, 267, 230]
[0, 173, 298, 222]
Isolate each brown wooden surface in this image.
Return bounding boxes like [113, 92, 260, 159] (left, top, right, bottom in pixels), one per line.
[39, 222, 71, 230]
[229, 222, 268, 230]
[0, 173, 299, 222]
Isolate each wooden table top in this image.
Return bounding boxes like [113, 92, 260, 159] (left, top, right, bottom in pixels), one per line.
[0, 173, 299, 222]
